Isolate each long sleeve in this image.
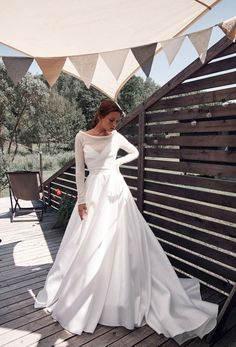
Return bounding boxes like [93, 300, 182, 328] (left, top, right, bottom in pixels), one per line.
[116, 132, 139, 166]
[75, 133, 86, 204]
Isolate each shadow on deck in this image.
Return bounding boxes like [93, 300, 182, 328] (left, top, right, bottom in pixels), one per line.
[0, 197, 235, 347]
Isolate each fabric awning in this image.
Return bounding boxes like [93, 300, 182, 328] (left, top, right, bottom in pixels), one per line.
[0, 0, 221, 98]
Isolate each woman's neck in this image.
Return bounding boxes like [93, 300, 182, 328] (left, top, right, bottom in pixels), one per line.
[88, 125, 111, 136]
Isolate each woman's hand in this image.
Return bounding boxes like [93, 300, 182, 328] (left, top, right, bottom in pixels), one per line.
[78, 203, 88, 220]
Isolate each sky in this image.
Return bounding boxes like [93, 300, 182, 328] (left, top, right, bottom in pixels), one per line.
[0, 0, 235, 87]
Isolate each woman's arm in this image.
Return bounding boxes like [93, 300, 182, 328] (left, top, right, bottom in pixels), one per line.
[75, 133, 86, 205]
[116, 132, 139, 166]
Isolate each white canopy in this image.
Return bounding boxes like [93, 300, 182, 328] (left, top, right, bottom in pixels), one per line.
[0, 0, 221, 98]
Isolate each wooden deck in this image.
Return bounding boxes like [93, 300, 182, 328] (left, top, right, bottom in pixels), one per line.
[0, 196, 235, 347]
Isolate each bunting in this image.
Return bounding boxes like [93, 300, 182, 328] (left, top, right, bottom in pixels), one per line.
[131, 43, 157, 77]
[188, 27, 213, 63]
[219, 16, 236, 42]
[36, 57, 66, 86]
[70, 54, 99, 88]
[160, 36, 185, 65]
[2, 57, 33, 84]
[101, 49, 129, 80]
[1, 16, 235, 92]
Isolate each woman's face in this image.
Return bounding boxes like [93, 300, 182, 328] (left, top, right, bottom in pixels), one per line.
[99, 111, 121, 132]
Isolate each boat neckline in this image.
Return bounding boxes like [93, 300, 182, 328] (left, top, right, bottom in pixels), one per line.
[80, 130, 116, 138]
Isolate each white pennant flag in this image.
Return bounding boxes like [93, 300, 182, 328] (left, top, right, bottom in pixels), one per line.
[188, 27, 213, 63]
[160, 36, 185, 65]
[36, 57, 66, 86]
[70, 54, 98, 88]
[2, 57, 33, 84]
[101, 48, 129, 80]
[219, 16, 236, 42]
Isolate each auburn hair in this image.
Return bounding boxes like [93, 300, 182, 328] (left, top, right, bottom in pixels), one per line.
[90, 99, 123, 128]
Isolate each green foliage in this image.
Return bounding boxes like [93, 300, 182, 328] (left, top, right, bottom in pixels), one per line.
[56, 73, 105, 128]
[55, 73, 159, 129]
[118, 76, 159, 114]
[54, 191, 76, 230]
[0, 154, 9, 192]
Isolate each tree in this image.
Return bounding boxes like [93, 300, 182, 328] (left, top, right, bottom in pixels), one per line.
[55, 74, 159, 128]
[56, 73, 105, 128]
[118, 76, 159, 114]
[3, 72, 49, 156]
[40, 90, 86, 152]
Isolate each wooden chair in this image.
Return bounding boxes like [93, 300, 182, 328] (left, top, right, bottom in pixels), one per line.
[6, 170, 46, 222]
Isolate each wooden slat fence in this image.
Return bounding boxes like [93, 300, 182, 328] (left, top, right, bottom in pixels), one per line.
[43, 36, 236, 343]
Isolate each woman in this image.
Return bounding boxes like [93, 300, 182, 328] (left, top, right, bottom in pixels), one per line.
[35, 99, 218, 345]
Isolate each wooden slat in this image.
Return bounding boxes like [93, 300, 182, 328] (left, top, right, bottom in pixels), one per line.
[54, 177, 77, 189]
[143, 203, 236, 239]
[145, 159, 236, 178]
[146, 103, 236, 123]
[137, 110, 145, 211]
[144, 180, 236, 209]
[120, 167, 138, 177]
[109, 326, 155, 347]
[146, 214, 236, 271]
[189, 56, 236, 79]
[213, 43, 236, 59]
[133, 333, 167, 346]
[144, 210, 236, 255]
[146, 118, 236, 135]
[144, 170, 236, 194]
[145, 147, 236, 164]
[145, 134, 236, 147]
[149, 87, 236, 111]
[165, 255, 232, 294]
[167, 71, 236, 96]
[144, 191, 236, 224]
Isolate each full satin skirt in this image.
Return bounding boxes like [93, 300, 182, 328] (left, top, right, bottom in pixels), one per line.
[34, 171, 218, 345]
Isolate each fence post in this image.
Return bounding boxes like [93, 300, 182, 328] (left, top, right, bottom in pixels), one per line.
[137, 103, 145, 213]
[47, 183, 52, 206]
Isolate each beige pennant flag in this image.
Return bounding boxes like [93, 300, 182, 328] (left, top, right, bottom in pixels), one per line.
[219, 16, 236, 42]
[2, 57, 33, 84]
[131, 43, 157, 77]
[70, 54, 99, 88]
[160, 36, 185, 65]
[101, 48, 129, 80]
[188, 27, 213, 63]
[36, 57, 66, 86]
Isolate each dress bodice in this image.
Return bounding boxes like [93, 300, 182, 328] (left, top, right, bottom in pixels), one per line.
[75, 130, 139, 204]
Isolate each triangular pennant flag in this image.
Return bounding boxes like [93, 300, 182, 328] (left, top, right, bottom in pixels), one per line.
[160, 36, 185, 65]
[69, 54, 99, 88]
[131, 43, 157, 77]
[2, 57, 33, 84]
[36, 57, 66, 87]
[188, 27, 213, 63]
[101, 48, 129, 80]
[219, 16, 236, 42]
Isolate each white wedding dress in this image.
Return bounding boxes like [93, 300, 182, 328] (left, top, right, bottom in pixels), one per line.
[35, 130, 218, 345]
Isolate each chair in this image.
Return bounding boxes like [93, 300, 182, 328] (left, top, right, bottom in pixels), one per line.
[6, 170, 46, 222]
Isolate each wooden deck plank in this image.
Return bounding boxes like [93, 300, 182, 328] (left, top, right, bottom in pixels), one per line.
[53, 325, 114, 347]
[0, 309, 50, 336]
[109, 325, 154, 346]
[81, 327, 134, 347]
[133, 332, 167, 346]
[0, 315, 56, 345]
